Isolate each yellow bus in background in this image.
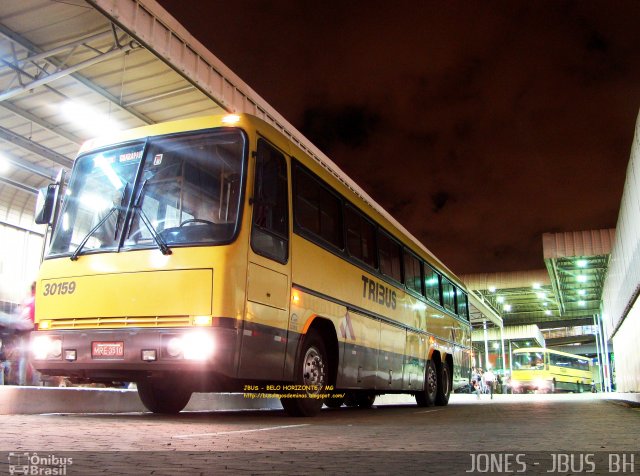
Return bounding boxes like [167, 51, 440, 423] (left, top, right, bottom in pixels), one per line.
[511, 347, 592, 393]
[32, 113, 472, 416]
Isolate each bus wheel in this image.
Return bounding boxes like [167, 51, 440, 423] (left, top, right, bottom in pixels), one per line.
[416, 360, 437, 407]
[356, 392, 376, 408]
[435, 362, 451, 406]
[324, 393, 344, 408]
[280, 331, 327, 417]
[137, 379, 192, 414]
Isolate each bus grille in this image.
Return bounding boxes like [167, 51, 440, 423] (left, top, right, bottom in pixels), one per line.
[44, 316, 192, 329]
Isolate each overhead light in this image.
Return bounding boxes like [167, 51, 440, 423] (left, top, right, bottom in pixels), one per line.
[536, 292, 546, 299]
[577, 275, 587, 283]
[577, 260, 587, 268]
[60, 100, 121, 137]
[503, 304, 512, 312]
[0, 154, 10, 173]
[532, 283, 541, 290]
[578, 300, 586, 307]
[497, 296, 504, 303]
[545, 310, 552, 316]
[488, 286, 496, 293]
[578, 289, 586, 296]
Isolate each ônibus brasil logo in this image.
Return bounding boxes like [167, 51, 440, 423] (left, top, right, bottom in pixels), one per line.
[8, 452, 73, 475]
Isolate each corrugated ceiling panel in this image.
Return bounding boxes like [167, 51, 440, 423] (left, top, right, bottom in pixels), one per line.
[461, 269, 551, 290]
[542, 229, 615, 259]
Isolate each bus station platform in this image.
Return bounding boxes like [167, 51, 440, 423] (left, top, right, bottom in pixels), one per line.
[1, 385, 638, 415]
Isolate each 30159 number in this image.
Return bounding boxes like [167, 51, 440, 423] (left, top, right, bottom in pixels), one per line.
[42, 281, 76, 296]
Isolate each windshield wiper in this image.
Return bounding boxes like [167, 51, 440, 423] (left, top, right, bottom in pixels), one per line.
[129, 174, 173, 256]
[134, 207, 172, 255]
[70, 185, 130, 261]
[70, 206, 118, 261]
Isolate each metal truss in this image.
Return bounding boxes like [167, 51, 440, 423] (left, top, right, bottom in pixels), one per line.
[0, 24, 140, 103]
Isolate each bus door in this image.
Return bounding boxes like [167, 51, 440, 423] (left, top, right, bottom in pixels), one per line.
[239, 138, 291, 380]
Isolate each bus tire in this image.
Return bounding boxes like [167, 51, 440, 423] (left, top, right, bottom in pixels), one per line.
[280, 330, 327, 417]
[416, 360, 437, 407]
[137, 379, 192, 414]
[435, 362, 451, 406]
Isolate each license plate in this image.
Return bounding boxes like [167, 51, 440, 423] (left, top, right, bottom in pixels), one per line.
[92, 341, 124, 358]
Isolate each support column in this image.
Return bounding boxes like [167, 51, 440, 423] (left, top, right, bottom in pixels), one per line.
[593, 315, 604, 392]
[483, 320, 489, 370]
[500, 325, 507, 375]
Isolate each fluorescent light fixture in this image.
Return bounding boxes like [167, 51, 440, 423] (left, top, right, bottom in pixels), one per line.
[536, 292, 546, 299]
[577, 260, 587, 268]
[488, 286, 496, 293]
[532, 282, 541, 290]
[577, 275, 587, 283]
[503, 304, 512, 312]
[497, 296, 504, 303]
[60, 100, 121, 137]
[578, 289, 586, 296]
[545, 310, 552, 316]
[0, 154, 9, 173]
[578, 300, 586, 307]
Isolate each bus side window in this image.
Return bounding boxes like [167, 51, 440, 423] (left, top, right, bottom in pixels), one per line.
[250, 139, 289, 263]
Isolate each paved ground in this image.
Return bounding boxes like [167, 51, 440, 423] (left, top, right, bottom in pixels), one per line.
[0, 393, 637, 475]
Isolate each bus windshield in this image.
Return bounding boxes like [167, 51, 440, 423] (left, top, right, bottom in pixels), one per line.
[513, 351, 545, 370]
[49, 129, 245, 257]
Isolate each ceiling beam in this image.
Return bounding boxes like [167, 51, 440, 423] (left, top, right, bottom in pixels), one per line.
[0, 102, 83, 145]
[0, 175, 37, 194]
[0, 23, 153, 125]
[2, 151, 55, 180]
[0, 125, 73, 168]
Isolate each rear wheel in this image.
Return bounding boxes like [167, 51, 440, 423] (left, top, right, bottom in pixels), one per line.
[280, 331, 328, 417]
[137, 379, 192, 414]
[435, 362, 451, 406]
[416, 360, 437, 407]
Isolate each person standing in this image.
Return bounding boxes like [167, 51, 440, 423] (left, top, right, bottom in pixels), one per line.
[483, 368, 496, 399]
[18, 282, 36, 385]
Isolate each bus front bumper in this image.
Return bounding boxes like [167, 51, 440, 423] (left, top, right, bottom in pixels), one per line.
[30, 327, 239, 382]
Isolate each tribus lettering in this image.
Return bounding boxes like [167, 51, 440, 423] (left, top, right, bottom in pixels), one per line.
[361, 275, 397, 309]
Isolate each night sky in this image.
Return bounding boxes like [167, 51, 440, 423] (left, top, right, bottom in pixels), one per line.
[157, 0, 640, 274]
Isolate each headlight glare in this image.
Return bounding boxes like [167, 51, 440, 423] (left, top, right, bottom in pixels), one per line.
[31, 335, 63, 360]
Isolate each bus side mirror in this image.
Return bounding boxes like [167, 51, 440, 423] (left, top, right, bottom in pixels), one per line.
[34, 183, 57, 225]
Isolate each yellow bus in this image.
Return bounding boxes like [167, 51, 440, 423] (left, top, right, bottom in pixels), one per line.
[32, 113, 472, 416]
[511, 347, 592, 394]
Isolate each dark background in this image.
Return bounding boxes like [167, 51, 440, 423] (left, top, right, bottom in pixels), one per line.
[157, 0, 640, 274]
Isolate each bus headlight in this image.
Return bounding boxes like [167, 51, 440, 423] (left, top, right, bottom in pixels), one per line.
[183, 331, 215, 360]
[533, 379, 546, 389]
[163, 331, 214, 360]
[32, 335, 63, 360]
[166, 336, 183, 358]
